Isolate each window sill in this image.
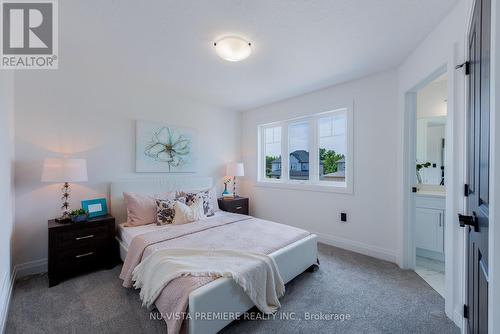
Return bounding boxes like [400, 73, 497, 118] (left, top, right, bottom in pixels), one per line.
[255, 180, 353, 194]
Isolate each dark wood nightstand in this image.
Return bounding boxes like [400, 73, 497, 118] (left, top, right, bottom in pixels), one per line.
[48, 215, 118, 287]
[218, 197, 249, 215]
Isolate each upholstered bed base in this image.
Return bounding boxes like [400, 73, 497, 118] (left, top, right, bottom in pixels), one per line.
[117, 234, 318, 334]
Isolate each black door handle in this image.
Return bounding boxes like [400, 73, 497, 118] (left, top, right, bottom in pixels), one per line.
[458, 212, 479, 232]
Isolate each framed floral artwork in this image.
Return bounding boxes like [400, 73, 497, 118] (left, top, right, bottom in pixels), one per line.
[136, 120, 198, 173]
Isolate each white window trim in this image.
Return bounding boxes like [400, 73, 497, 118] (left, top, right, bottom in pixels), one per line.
[257, 106, 353, 194]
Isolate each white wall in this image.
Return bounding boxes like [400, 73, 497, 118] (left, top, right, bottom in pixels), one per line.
[417, 79, 448, 118]
[0, 71, 15, 330]
[12, 5, 241, 274]
[397, 0, 466, 328]
[14, 96, 240, 272]
[240, 70, 399, 262]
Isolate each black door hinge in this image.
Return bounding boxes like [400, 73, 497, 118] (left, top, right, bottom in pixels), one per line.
[463, 304, 469, 319]
[456, 61, 470, 75]
[464, 184, 470, 197]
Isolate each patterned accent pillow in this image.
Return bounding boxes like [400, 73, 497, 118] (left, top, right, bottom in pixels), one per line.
[177, 190, 215, 217]
[155, 197, 185, 225]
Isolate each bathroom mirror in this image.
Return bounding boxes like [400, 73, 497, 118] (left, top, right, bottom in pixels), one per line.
[416, 74, 447, 187]
[416, 117, 446, 185]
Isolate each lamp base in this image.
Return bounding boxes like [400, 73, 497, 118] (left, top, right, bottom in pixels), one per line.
[232, 176, 238, 198]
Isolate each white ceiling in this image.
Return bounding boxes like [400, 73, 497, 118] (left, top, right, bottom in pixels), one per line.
[70, 0, 459, 111]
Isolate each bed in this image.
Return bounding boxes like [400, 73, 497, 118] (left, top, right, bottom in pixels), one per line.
[110, 176, 318, 334]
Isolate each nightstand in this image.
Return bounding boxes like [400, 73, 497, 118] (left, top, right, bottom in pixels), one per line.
[48, 215, 118, 287]
[217, 197, 249, 215]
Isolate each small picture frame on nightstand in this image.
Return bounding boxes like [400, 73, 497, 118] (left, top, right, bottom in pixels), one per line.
[82, 198, 108, 218]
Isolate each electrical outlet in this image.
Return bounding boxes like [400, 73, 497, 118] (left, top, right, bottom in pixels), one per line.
[340, 212, 347, 222]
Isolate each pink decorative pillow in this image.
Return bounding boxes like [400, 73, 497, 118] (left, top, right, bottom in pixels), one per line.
[123, 192, 175, 226]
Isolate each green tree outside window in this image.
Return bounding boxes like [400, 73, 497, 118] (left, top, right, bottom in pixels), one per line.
[319, 148, 344, 174]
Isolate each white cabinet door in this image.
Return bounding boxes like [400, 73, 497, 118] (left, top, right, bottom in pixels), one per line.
[415, 208, 444, 253]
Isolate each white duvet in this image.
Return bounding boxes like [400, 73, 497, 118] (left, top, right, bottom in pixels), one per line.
[132, 248, 285, 314]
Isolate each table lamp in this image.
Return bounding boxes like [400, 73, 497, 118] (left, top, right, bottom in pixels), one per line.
[41, 158, 88, 220]
[226, 162, 244, 198]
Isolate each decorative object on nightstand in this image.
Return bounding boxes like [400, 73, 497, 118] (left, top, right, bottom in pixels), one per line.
[69, 209, 88, 223]
[48, 214, 118, 287]
[82, 198, 108, 218]
[41, 158, 88, 222]
[225, 162, 244, 198]
[218, 197, 249, 215]
[222, 176, 232, 197]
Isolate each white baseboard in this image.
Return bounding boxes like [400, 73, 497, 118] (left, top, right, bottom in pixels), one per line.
[0, 258, 48, 332]
[15, 258, 47, 279]
[453, 308, 465, 333]
[0, 267, 16, 334]
[314, 231, 398, 264]
[416, 247, 445, 262]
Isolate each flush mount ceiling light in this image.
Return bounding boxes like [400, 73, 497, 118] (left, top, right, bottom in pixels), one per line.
[214, 36, 252, 62]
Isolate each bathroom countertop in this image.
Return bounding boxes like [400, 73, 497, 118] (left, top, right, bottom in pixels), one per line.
[416, 185, 446, 198]
[416, 190, 446, 198]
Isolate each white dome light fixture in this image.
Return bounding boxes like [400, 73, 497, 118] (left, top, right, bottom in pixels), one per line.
[214, 36, 252, 62]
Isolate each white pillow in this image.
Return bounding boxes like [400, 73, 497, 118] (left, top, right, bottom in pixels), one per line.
[173, 196, 206, 225]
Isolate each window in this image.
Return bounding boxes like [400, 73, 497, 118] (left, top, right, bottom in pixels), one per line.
[258, 108, 352, 192]
[288, 122, 310, 180]
[318, 112, 346, 182]
[264, 126, 281, 179]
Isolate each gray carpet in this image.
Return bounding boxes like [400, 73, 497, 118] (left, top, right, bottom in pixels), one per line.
[6, 244, 459, 334]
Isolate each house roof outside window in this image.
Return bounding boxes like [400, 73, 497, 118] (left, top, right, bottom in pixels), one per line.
[272, 150, 309, 164]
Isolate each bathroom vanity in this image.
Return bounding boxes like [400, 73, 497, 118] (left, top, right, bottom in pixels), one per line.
[415, 186, 445, 261]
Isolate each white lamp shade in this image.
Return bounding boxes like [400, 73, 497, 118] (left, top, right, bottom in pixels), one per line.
[41, 158, 88, 183]
[226, 162, 244, 177]
[214, 36, 252, 62]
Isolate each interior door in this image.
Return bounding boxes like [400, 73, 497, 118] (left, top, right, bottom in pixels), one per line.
[463, 0, 491, 332]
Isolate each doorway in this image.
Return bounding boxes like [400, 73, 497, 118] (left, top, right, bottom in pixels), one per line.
[413, 73, 448, 297]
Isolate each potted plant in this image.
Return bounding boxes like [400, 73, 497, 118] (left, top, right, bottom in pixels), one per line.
[70, 209, 88, 223]
[416, 162, 431, 184]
